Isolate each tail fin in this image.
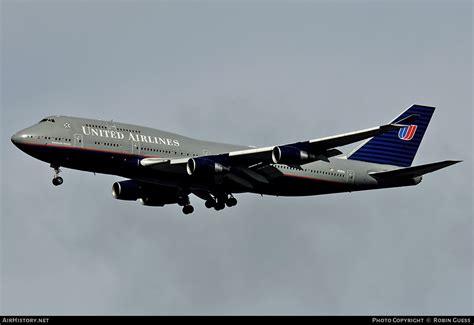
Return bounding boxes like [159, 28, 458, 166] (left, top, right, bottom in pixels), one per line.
[347, 104, 435, 167]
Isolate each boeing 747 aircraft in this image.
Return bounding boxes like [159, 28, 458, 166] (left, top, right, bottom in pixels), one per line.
[11, 104, 460, 214]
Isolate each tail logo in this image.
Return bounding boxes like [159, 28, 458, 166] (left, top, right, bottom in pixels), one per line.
[398, 125, 417, 141]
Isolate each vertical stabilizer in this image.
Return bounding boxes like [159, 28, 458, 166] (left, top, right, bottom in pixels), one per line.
[347, 104, 435, 167]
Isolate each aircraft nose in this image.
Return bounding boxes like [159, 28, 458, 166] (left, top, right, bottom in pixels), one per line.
[11, 131, 27, 146]
[11, 132, 21, 144]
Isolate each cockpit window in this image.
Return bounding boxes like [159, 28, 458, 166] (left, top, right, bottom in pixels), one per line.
[39, 118, 55, 123]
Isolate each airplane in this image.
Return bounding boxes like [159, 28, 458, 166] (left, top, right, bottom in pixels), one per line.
[11, 104, 460, 214]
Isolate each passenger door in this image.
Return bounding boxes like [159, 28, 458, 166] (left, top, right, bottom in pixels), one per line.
[131, 140, 140, 155]
[347, 170, 355, 185]
[74, 134, 83, 148]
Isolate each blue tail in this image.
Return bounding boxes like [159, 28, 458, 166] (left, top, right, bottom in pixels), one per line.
[348, 104, 435, 167]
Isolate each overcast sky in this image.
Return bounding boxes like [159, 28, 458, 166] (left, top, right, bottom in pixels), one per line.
[1, 1, 472, 315]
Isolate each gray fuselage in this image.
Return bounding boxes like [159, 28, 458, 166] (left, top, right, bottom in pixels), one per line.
[11, 115, 420, 197]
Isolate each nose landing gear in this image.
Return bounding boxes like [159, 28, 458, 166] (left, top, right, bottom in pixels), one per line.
[52, 177, 63, 186]
[51, 165, 63, 186]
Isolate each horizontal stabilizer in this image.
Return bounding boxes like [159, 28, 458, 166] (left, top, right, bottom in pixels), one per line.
[369, 160, 461, 180]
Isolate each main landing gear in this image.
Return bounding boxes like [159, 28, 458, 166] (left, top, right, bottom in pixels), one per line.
[177, 194, 194, 215]
[205, 194, 237, 211]
[182, 205, 194, 215]
[51, 165, 63, 186]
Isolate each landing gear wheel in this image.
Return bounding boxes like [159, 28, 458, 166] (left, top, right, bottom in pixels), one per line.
[226, 197, 237, 207]
[214, 202, 225, 211]
[182, 205, 194, 215]
[51, 164, 63, 186]
[205, 199, 216, 209]
[52, 177, 63, 186]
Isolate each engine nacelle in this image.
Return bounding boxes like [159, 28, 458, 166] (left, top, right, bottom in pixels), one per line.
[112, 180, 141, 201]
[186, 158, 228, 176]
[272, 146, 312, 165]
[112, 180, 180, 206]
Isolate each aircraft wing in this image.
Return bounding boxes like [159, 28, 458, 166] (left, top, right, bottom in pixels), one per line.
[140, 118, 416, 174]
[224, 122, 408, 165]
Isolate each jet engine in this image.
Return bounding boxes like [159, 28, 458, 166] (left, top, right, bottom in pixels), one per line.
[272, 146, 313, 165]
[112, 180, 141, 201]
[186, 158, 228, 176]
[112, 180, 180, 206]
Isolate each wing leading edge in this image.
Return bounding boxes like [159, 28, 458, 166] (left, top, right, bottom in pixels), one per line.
[140, 119, 415, 171]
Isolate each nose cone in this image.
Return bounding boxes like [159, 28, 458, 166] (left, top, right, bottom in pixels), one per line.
[11, 130, 29, 147]
[11, 132, 22, 145]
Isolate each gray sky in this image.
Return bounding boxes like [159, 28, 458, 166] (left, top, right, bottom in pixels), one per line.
[1, 0, 472, 315]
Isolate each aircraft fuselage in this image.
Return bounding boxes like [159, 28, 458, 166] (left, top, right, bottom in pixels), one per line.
[11, 115, 418, 199]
